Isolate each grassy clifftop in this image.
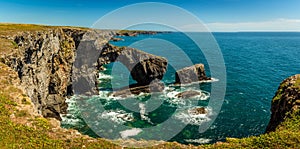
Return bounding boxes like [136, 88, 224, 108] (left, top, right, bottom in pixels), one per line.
[0, 23, 299, 148]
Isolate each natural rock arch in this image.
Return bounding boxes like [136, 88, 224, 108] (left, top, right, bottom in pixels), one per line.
[98, 43, 168, 85]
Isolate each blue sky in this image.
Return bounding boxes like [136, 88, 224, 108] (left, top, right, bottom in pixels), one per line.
[0, 0, 300, 31]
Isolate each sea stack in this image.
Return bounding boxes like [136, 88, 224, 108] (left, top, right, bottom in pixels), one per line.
[175, 64, 210, 84]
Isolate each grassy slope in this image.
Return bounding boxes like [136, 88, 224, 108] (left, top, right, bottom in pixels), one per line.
[0, 63, 119, 148]
[0, 23, 299, 148]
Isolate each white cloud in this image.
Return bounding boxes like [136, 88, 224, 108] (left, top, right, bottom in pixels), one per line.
[182, 18, 300, 32]
[208, 18, 300, 32]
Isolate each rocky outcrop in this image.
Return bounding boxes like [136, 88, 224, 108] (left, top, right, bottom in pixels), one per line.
[110, 80, 165, 98]
[99, 44, 168, 85]
[2, 28, 116, 120]
[175, 64, 210, 84]
[116, 30, 163, 37]
[266, 74, 300, 132]
[72, 30, 116, 96]
[175, 90, 201, 98]
[189, 107, 207, 115]
[3, 28, 85, 120]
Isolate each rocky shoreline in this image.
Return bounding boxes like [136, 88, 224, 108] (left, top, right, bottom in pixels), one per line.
[116, 30, 169, 37]
[1, 27, 209, 120]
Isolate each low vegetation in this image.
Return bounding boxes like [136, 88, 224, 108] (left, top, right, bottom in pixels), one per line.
[0, 63, 119, 148]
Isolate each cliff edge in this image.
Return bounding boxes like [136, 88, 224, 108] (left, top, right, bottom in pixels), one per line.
[266, 74, 300, 132]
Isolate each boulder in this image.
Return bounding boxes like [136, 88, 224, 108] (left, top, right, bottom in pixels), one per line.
[189, 107, 207, 115]
[175, 90, 201, 98]
[111, 80, 164, 98]
[175, 64, 210, 84]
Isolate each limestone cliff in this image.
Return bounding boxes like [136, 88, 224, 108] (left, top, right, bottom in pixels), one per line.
[1, 28, 167, 120]
[266, 74, 300, 132]
[2, 28, 90, 120]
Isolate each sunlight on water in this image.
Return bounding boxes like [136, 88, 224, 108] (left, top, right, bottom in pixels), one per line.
[62, 32, 300, 144]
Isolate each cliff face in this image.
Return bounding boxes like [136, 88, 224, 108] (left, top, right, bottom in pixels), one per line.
[1, 28, 118, 120]
[1, 28, 168, 120]
[266, 74, 300, 132]
[2, 28, 89, 120]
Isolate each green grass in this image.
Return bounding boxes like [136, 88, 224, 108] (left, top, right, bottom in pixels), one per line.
[0, 63, 118, 148]
[217, 111, 300, 149]
[0, 93, 119, 149]
[295, 79, 300, 89]
[15, 110, 29, 117]
[0, 23, 88, 36]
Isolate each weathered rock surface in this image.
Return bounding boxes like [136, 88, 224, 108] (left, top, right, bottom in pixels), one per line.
[189, 107, 207, 115]
[116, 30, 163, 37]
[266, 74, 300, 132]
[2, 28, 115, 120]
[3, 28, 85, 120]
[111, 80, 165, 98]
[99, 44, 168, 85]
[175, 90, 201, 98]
[175, 64, 210, 84]
[73, 30, 116, 96]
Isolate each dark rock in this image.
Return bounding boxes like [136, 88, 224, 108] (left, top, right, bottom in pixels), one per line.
[266, 74, 300, 132]
[111, 80, 164, 98]
[175, 90, 201, 98]
[3, 28, 115, 120]
[99, 44, 168, 85]
[189, 107, 207, 115]
[110, 37, 124, 41]
[175, 64, 210, 84]
[72, 30, 116, 96]
[116, 30, 162, 37]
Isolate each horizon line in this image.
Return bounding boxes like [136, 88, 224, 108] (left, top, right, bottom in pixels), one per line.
[1, 22, 300, 33]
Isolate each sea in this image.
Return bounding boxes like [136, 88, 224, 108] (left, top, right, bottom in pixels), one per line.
[61, 32, 300, 145]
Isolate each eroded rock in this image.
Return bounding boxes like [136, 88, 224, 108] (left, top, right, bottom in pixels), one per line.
[99, 44, 168, 85]
[189, 107, 207, 115]
[111, 80, 165, 98]
[3, 28, 115, 120]
[175, 64, 210, 84]
[175, 90, 201, 98]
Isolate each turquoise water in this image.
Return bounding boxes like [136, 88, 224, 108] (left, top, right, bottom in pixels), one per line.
[62, 32, 300, 144]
